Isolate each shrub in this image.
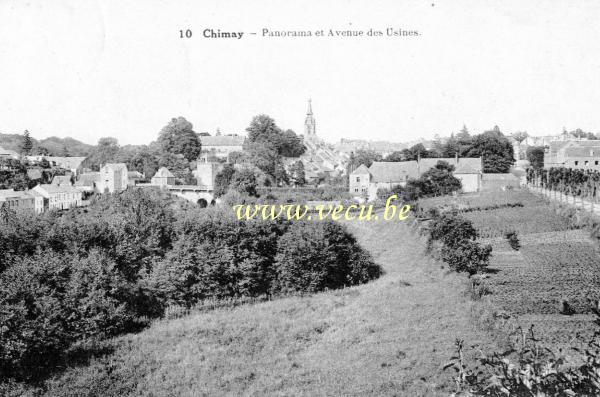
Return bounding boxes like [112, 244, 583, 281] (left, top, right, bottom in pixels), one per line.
[505, 230, 520, 250]
[428, 213, 478, 248]
[441, 239, 492, 275]
[273, 221, 381, 292]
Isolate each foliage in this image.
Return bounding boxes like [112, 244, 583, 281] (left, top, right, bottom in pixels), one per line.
[243, 114, 305, 182]
[229, 167, 259, 197]
[273, 221, 381, 293]
[463, 127, 515, 173]
[19, 130, 33, 155]
[157, 117, 202, 162]
[347, 149, 382, 170]
[447, 323, 600, 396]
[526, 146, 545, 169]
[505, 230, 520, 250]
[214, 163, 236, 197]
[0, 158, 30, 190]
[288, 160, 306, 186]
[426, 212, 491, 275]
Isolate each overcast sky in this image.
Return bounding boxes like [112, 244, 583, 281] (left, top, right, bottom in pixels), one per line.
[1, 0, 600, 145]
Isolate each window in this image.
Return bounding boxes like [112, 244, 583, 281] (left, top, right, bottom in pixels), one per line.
[575, 161, 579, 166]
[596, 161, 599, 166]
[354, 188, 358, 192]
[585, 161, 589, 166]
[356, 177, 360, 182]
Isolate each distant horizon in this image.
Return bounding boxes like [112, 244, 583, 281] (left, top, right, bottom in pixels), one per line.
[3, 1, 600, 146]
[0, 119, 596, 149]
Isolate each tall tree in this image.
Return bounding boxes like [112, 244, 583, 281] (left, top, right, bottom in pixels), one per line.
[158, 117, 202, 162]
[20, 130, 33, 155]
[464, 127, 514, 173]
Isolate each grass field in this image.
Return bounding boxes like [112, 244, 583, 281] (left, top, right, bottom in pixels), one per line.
[33, 218, 500, 397]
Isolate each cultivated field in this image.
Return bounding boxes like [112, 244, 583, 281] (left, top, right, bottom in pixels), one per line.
[35, 218, 500, 397]
[432, 190, 600, 349]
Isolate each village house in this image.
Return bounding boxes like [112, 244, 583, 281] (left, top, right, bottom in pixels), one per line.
[0, 189, 45, 213]
[32, 184, 83, 211]
[0, 145, 20, 160]
[46, 156, 87, 174]
[98, 163, 129, 193]
[349, 157, 483, 200]
[151, 167, 176, 186]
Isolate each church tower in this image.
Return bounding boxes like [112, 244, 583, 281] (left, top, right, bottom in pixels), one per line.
[304, 99, 316, 137]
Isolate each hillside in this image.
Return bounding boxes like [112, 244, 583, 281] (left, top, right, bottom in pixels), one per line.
[0, 133, 94, 156]
[39, 218, 500, 396]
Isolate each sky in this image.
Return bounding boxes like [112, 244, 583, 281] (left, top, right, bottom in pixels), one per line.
[1, 0, 600, 146]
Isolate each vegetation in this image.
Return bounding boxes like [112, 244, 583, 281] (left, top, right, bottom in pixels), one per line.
[426, 212, 492, 275]
[4, 215, 501, 397]
[0, 188, 379, 387]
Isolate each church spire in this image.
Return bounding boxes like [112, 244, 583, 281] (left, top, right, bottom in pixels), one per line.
[304, 98, 316, 137]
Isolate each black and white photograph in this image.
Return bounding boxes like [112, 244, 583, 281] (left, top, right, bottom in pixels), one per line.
[2, 1, 600, 396]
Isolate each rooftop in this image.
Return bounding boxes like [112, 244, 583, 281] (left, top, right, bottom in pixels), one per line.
[201, 135, 245, 147]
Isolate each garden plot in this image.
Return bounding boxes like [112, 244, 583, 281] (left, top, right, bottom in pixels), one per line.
[487, 242, 600, 315]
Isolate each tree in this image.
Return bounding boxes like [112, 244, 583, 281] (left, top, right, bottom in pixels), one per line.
[20, 130, 33, 155]
[229, 167, 259, 196]
[279, 129, 306, 157]
[289, 160, 306, 186]
[512, 131, 529, 161]
[348, 149, 382, 171]
[526, 146, 545, 169]
[86, 137, 120, 170]
[441, 134, 460, 157]
[464, 128, 514, 173]
[158, 117, 202, 162]
[213, 164, 236, 197]
[384, 151, 404, 162]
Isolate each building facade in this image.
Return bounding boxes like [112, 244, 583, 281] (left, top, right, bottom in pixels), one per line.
[98, 163, 129, 193]
[32, 184, 83, 210]
[544, 140, 600, 170]
[349, 157, 483, 200]
[151, 167, 176, 186]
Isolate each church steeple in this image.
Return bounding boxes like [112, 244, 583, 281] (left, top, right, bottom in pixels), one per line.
[304, 98, 316, 137]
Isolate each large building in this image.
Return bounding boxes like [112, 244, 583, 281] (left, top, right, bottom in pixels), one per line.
[0, 189, 44, 213]
[200, 134, 245, 160]
[349, 157, 483, 200]
[544, 140, 600, 170]
[32, 184, 83, 211]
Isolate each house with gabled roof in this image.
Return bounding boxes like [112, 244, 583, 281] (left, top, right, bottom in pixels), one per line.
[151, 167, 175, 186]
[349, 157, 483, 200]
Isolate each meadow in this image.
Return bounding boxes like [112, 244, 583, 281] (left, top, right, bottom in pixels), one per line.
[20, 217, 501, 397]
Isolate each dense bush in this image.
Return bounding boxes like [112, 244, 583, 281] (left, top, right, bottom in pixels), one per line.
[505, 230, 520, 250]
[0, 188, 381, 383]
[429, 213, 478, 248]
[440, 239, 492, 275]
[273, 221, 381, 292]
[426, 212, 491, 275]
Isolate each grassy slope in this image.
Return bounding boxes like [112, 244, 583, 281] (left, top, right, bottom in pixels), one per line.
[42, 219, 499, 397]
